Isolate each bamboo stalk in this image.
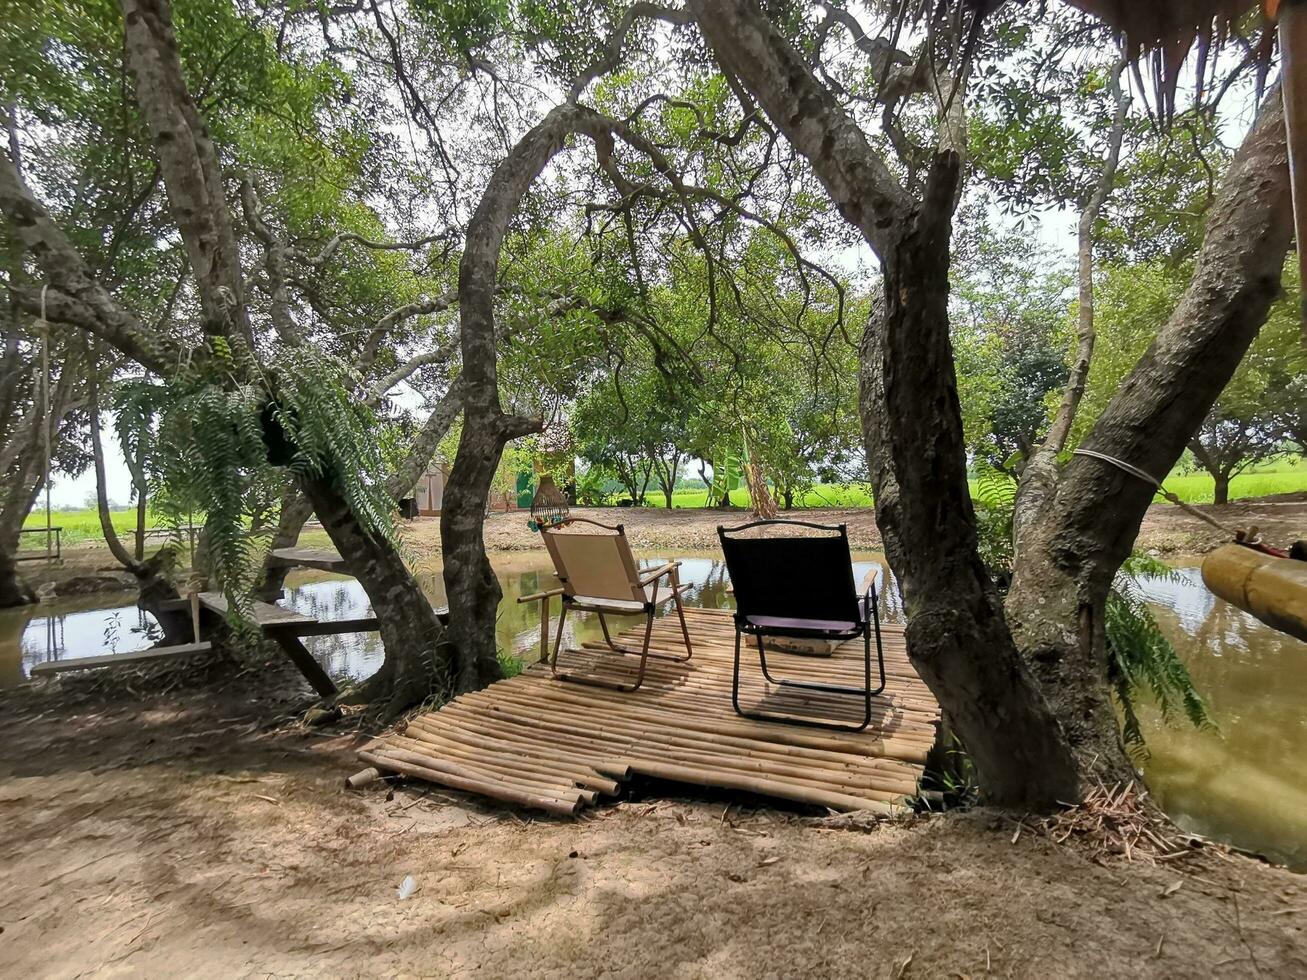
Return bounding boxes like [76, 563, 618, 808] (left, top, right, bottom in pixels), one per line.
[537, 666, 940, 728]
[345, 767, 380, 790]
[386, 734, 605, 802]
[358, 751, 580, 816]
[477, 684, 938, 755]
[408, 713, 637, 778]
[394, 728, 621, 795]
[631, 758, 894, 814]
[449, 700, 930, 783]
[475, 679, 939, 748]
[465, 684, 935, 763]
[438, 703, 920, 797]
[370, 744, 588, 803]
[414, 705, 921, 780]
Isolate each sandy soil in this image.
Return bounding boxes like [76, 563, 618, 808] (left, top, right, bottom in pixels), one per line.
[21, 493, 1306, 599]
[420, 493, 1307, 560]
[2, 663, 1306, 977]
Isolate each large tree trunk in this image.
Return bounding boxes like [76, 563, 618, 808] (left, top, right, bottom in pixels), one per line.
[0, 549, 34, 607]
[253, 490, 314, 602]
[1212, 472, 1232, 506]
[300, 473, 454, 713]
[861, 157, 1079, 806]
[692, 0, 1079, 806]
[1005, 86, 1293, 781]
[442, 107, 583, 693]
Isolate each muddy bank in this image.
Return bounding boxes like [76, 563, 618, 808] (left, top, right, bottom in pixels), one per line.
[1, 664, 1305, 976]
[434, 494, 1307, 560]
[11, 495, 1305, 605]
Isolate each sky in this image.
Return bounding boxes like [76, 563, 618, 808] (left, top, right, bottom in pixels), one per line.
[35, 10, 1266, 513]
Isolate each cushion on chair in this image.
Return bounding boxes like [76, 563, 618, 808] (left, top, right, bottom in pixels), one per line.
[570, 583, 687, 613]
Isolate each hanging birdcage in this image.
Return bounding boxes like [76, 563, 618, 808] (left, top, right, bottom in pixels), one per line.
[529, 474, 570, 531]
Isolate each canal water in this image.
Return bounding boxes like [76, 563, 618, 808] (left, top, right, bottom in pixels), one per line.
[1, 553, 1302, 868]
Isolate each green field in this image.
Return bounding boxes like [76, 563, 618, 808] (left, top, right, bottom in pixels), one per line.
[22, 458, 1304, 550]
[19, 507, 184, 548]
[657, 457, 1307, 509]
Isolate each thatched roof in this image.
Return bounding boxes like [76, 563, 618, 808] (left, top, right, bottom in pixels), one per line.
[1061, 1, 1265, 47]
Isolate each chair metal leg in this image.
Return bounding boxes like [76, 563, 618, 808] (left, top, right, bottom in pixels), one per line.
[551, 603, 650, 693]
[732, 614, 887, 733]
[671, 588, 694, 662]
[594, 594, 692, 663]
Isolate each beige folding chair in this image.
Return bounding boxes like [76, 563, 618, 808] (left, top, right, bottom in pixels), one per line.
[540, 519, 693, 691]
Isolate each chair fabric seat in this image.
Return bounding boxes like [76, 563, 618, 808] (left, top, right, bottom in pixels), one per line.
[570, 582, 687, 613]
[742, 596, 870, 636]
[744, 614, 860, 635]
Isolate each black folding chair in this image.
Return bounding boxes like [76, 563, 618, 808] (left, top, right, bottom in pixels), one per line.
[717, 520, 886, 732]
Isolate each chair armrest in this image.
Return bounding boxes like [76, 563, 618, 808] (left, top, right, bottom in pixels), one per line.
[638, 561, 681, 586]
[517, 587, 565, 604]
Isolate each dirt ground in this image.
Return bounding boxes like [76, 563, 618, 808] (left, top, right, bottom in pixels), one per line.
[2, 663, 1306, 977]
[23, 493, 1307, 597]
[424, 492, 1307, 559]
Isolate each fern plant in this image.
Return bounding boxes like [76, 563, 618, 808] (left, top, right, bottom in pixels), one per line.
[970, 462, 1214, 754]
[140, 339, 397, 617]
[1106, 555, 1215, 754]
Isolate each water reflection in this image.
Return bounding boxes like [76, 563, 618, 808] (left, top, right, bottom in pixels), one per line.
[2, 553, 1304, 868]
[273, 554, 901, 681]
[1136, 566, 1307, 869]
[0, 596, 159, 687]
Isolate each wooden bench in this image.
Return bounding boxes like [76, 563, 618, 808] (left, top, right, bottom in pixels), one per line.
[31, 641, 214, 676]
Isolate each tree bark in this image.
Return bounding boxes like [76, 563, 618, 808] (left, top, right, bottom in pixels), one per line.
[0, 551, 35, 607]
[385, 377, 464, 501]
[442, 107, 587, 693]
[691, 0, 1080, 806]
[1005, 86, 1293, 781]
[253, 490, 314, 602]
[860, 157, 1079, 806]
[300, 472, 454, 713]
[1212, 472, 1231, 506]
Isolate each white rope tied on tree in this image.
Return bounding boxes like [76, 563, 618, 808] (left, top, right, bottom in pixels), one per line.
[1071, 448, 1242, 539]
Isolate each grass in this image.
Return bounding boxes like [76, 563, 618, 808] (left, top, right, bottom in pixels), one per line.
[18, 506, 205, 553]
[23, 458, 1304, 551]
[649, 457, 1307, 510]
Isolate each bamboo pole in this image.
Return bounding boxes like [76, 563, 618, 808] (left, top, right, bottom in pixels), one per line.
[481, 677, 940, 743]
[393, 729, 621, 794]
[385, 739, 601, 805]
[467, 682, 937, 755]
[368, 744, 587, 804]
[408, 713, 636, 779]
[451, 692, 932, 768]
[359, 751, 579, 817]
[444, 705, 922, 796]
[389, 719, 913, 807]
[345, 767, 381, 789]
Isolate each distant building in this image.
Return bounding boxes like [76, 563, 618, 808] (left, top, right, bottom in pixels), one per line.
[411, 459, 448, 516]
[409, 457, 526, 516]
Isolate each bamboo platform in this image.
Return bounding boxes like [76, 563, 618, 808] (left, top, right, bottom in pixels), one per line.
[360, 606, 940, 817]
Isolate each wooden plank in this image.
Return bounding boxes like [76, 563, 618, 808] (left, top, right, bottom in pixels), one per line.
[196, 592, 314, 628]
[273, 616, 381, 637]
[31, 642, 214, 676]
[269, 547, 350, 574]
[271, 634, 338, 697]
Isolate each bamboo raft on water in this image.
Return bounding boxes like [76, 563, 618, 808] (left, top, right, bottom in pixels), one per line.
[358, 606, 941, 817]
